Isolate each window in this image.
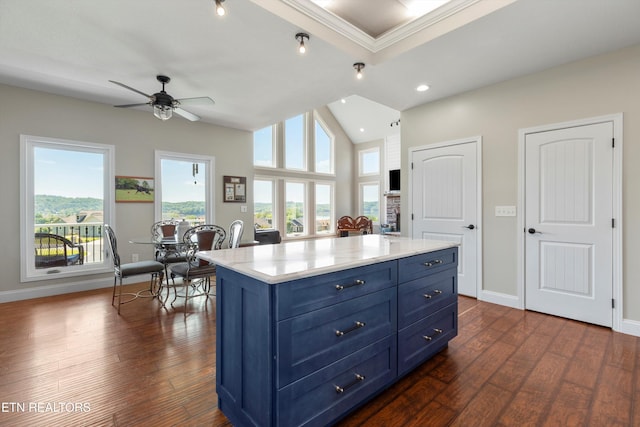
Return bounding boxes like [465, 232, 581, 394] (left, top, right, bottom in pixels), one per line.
[359, 148, 380, 176]
[361, 182, 380, 222]
[315, 119, 333, 174]
[155, 151, 215, 226]
[21, 135, 115, 281]
[285, 181, 306, 236]
[285, 114, 306, 170]
[315, 183, 334, 234]
[254, 178, 275, 229]
[254, 125, 275, 168]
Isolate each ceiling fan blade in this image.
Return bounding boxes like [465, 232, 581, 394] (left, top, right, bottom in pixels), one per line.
[109, 80, 152, 99]
[114, 102, 150, 108]
[175, 96, 215, 106]
[174, 107, 200, 121]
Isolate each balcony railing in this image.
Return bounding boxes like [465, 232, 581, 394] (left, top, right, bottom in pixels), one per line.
[34, 223, 104, 264]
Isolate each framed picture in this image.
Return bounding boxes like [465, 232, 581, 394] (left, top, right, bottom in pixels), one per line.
[115, 176, 154, 203]
[223, 175, 246, 203]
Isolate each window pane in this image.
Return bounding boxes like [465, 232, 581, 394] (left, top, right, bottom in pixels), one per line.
[362, 183, 379, 222]
[360, 149, 380, 175]
[34, 147, 105, 269]
[315, 184, 333, 234]
[254, 125, 274, 167]
[285, 114, 306, 170]
[285, 181, 305, 236]
[254, 179, 274, 229]
[160, 159, 206, 225]
[315, 120, 333, 174]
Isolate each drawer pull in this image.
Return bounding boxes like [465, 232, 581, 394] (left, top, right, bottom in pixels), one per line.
[335, 279, 366, 291]
[422, 328, 444, 341]
[335, 321, 366, 336]
[423, 289, 443, 299]
[335, 373, 365, 394]
[423, 259, 443, 268]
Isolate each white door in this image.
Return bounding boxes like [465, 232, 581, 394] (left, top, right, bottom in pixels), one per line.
[525, 122, 613, 327]
[411, 141, 479, 297]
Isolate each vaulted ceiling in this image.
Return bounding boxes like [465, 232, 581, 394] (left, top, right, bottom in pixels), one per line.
[1, 0, 639, 143]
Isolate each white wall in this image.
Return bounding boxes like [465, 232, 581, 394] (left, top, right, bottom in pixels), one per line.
[401, 43, 640, 321]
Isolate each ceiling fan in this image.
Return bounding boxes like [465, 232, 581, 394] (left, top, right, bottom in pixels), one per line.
[109, 75, 214, 121]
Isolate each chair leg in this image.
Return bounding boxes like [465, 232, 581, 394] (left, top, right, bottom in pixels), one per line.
[111, 276, 117, 306]
[117, 277, 123, 314]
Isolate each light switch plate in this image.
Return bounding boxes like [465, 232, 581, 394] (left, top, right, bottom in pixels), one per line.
[241, 205, 247, 213]
[495, 206, 516, 216]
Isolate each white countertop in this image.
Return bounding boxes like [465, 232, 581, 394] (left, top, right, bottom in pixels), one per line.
[198, 234, 457, 284]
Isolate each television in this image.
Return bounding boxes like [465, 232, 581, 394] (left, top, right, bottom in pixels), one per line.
[389, 169, 400, 191]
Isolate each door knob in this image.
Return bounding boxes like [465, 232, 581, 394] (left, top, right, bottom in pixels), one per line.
[463, 224, 475, 230]
[528, 228, 540, 234]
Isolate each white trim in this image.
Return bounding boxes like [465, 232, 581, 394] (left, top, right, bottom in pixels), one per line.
[517, 113, 623, 330]
[408, 136, 483, 298]
[20, 135, 115, 282]
[618, 318, 640, 338]
[478, 290, 521, 309]
[154, 150, 216, 224]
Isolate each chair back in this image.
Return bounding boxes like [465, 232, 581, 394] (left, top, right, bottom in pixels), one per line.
[151, 220, 178, 239]
[104, 224, 121, 270]
[228, 220, 244, 248]
[182, 225, 226, 266]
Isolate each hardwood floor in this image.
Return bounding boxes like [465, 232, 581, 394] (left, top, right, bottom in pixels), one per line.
[0, 286, 638, 426]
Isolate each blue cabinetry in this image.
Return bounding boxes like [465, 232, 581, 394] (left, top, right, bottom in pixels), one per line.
[216, 247, 457, 427]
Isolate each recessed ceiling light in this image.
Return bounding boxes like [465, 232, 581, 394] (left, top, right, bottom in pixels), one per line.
[360, 128, 365, 132]
[341, 98, 346, 104]
[416, 84, 430, 92]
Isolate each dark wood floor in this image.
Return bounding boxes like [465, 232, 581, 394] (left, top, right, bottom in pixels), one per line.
[0, 284, 638, 426]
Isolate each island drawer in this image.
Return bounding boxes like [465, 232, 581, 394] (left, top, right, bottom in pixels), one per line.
[277, 287, 396, 387]
[398, 247, 457, 284]
[277, 336, 396, 427]
[398, 304, 458, 376]
[398, 268, 457, 329]
[275, 260, 397, 320]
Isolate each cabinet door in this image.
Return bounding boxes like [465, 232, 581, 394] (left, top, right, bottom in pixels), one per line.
[398, 247, 457, 283]
[277, 288, 396, 387]
[277, 336, 396, 427]
[398, 304, 458, 376]
[275, 260, 397, 320]
[398, 268, 457, 329]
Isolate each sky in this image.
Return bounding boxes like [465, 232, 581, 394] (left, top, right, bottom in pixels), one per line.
[34, 147, 104, 198]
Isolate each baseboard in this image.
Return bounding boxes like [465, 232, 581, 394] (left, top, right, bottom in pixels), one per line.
[617, 318, 640, 337]
[0, 276, 143, 303]
[478, 289, 521, 309]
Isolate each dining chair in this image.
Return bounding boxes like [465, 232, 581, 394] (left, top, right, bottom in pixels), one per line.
[151, 219, 187, 286]
[228, 219, 244, 248]
[104, 224, 165, 314]
[169, 224, 226, 314]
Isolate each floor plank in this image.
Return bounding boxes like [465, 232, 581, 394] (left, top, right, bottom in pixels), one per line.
[0, 288, 638, 426]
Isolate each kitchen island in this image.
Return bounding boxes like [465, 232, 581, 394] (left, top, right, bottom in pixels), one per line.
[198, 235, 458, 427]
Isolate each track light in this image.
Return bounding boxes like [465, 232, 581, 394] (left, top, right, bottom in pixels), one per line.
[353, 62, 365, 80]
[215, 0, 226, 16]
[390, 119, 401, 127]
[295, 32, 309, 54]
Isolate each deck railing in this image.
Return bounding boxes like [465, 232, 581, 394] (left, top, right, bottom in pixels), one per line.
[34, 223, 104, 264]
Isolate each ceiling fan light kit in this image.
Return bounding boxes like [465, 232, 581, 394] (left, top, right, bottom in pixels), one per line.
[353, 62, 365, 79]
[110, 74, 215, 122]
[295, 32, 309, 54]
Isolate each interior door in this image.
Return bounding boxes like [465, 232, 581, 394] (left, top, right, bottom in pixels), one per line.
[411, 141, 478, 297]
[525, 122, 613, 327]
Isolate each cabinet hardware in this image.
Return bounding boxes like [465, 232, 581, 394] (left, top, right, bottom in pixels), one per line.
[422, 328, 444, 341]
[335, 321, 365, 336]
[423, 259, 443, 267]
[423, 289, 443, 299]
[335, 373, 365, 394]
[335, 279, 366, 291]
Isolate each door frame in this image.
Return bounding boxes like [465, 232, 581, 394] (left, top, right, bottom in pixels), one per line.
[408, 136, 483, 298]
[517, 113, 623, 331]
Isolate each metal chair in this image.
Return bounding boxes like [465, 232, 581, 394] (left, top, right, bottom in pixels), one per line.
[228, 219, 244, 248]
[151, 219, 187, 285]
[34, 232, 85, 268]
[104, 224, 165, 314]
[169, 224, 226, 314]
